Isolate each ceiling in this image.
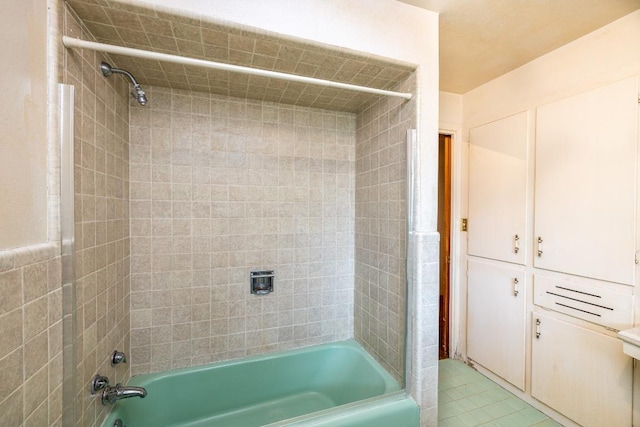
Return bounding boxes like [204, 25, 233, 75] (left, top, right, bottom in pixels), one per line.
[399, 0, 640, 93]
[67, 0, 415, 113]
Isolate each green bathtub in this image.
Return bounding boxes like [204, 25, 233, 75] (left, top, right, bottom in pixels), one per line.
[101, 340, 419, 426]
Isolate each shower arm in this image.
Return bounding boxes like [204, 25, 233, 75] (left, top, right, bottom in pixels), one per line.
[108, 67, 140, 87]
[101, 62, 147, 106]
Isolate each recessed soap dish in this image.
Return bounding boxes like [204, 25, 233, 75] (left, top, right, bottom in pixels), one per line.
[250, 270, 274, 295]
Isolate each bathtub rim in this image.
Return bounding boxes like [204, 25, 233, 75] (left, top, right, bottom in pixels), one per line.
[128, 338, 400, 392]
[264, 390, 417, 426]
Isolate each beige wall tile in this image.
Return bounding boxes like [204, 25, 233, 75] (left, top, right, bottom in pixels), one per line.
[0, 310, 23, 360]
[129, 87, 355, 373]
[0, 270, 22, 315]
[0, 347, 23, 403]
[354, 73, 415, 383]
[23, 366, 48, 419]
[23, 261, 48, 303]
[64, 5, 132, 426]
[24, 401, 48, 427]
[0, 243, 61, 426]
[0, 387, 23, 426]
[24, 331, 49, 379]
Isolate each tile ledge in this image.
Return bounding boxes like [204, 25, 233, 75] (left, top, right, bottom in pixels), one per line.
[0, 242, 60, 272]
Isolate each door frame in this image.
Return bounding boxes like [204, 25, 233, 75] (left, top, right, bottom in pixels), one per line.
[438, 127, 465, 359]
[438, 133, 452, 359]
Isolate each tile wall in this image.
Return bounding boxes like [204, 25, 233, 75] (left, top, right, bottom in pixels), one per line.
[64, 6, 132, 426]
[354, 74, 416, 383]
[2, 1, 421, 427]
[409, 231, 441, 426]
[128, 87, 355, 374]
[0, 244, 63, 426]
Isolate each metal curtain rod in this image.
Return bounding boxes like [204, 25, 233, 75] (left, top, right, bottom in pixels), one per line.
[62, 36, 413, 101]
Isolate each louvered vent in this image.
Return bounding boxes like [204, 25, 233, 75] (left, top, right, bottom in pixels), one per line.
[534, 275, 633, 330]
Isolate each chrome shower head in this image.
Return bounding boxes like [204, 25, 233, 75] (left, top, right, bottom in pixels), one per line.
[132, 84, 147, 106]
[100, 62, 148, 106]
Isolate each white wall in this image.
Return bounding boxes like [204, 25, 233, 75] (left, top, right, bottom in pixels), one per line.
[463, 10, 640, 129]
[439, 91, 462, 130]
[0, 1, 49, 249]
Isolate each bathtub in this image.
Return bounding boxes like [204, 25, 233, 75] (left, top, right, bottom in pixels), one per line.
[101, 340, 419, 426]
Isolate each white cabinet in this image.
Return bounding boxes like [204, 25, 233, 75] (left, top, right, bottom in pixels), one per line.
[534, 77, 639, 285]
[468, 111, 529, 265]
[465, 77, 639, 426]
[532, 312, 633, 427]
[467, 258, 526, 390]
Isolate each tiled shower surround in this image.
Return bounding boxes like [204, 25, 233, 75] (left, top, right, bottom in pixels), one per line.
[355, 74, 416, 384]
[64, 6, 132, 426]
[128, 87, 356, 373]
[58, 3, 420, 424]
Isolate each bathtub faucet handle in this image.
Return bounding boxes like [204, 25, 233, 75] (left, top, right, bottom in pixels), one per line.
[111, 350, 127, 366]
[91, 374, 110, 394]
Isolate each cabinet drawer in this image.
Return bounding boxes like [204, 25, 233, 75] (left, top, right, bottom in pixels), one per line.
[534, 274, 633, 330]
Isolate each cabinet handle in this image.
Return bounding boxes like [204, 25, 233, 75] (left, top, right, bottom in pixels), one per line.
[513, 277, 519, 296]
[514, 234, 520, 254]
[537, 237, 543, 257]
[535, 318, 541, 338]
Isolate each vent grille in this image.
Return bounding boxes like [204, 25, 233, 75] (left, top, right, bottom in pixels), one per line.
[534, 275, 633, 330]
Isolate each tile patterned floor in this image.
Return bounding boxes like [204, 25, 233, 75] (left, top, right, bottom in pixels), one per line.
[439, 359, 563, 426]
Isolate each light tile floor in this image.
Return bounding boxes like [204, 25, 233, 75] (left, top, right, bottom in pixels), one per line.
[439, 359, 563, 426]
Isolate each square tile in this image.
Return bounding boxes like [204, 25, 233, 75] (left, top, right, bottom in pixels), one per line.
[439, 360, 560, 427]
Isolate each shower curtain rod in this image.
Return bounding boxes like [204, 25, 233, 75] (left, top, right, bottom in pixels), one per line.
[62, 36, 413, 101]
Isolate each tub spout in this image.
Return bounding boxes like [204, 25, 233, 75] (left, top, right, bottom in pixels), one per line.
[102, 384, 147, 405]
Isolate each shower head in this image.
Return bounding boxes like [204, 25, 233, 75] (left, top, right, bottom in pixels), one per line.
[100, 62, 147, 106]
[132, 85, 148, 106]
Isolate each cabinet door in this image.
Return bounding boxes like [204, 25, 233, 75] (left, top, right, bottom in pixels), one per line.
[534, 77, 638, 285]
[532, 313, 632, 427]
[468, 111, 528, 264]
[467, 258, 526, 390]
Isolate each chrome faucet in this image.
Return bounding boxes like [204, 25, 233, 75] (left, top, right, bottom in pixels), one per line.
[91, 374, 147, 406]
[102, 383, 147, 405]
